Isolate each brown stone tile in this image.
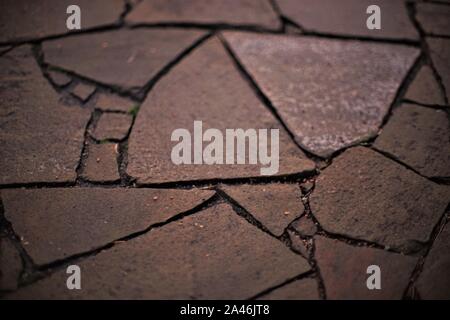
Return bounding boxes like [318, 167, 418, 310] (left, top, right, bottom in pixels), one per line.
[404, 65, 445, 106]
[416, 222, 450, 299]
[276, 0, 418, 40]
[310, 147, 450, 251]
[71, 83, 96, 102]
[292, 216, 317, 237]
[92, 113, 132, 141]
[42, 29, 206, 89]
[374, 104, 450, 178]
[416, 3, 450, 36]
[7, 203, 309, 299]
[0, 237, 22, 291]
[81, 144, 120, 182]
[0, 46, 90, 184]
[94, 93, 136, 112]
[258, 278, 319, 300]
[47, 71, 72, 87]
[126, 0, 280, 30]
[224, 32, 419, 157]
[427, 38, 450, 101]
[221, 183, 302, 236]
[127, 37, 315, 183]
[315, 236, 417, 299]
[0, 0, 124, 43]
[2, 188, 215, 265]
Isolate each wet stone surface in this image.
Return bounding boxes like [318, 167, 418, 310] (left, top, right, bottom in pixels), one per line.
[225, 32, 419, 157]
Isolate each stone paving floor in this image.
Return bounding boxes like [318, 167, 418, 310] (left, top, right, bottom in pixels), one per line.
[0, 0, 449, 300]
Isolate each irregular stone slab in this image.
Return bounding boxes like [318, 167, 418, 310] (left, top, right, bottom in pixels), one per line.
[81, 144, 120, 182]
[416, 223, 450, 299]
[94, 93, 136, 112]
[258, 278, 319, 300]
[221, 183, 302, 236]
[71, 83, 96, 102]
[224, 32, 419, 157]
[292, 215, 317, 237]
[427, 38, 450, 100]
[404, 65, 445, 105]
[374, 104, 450, 178]
[0, 0, 124, 43]
[92, 113, 132, 141]
[276, 0, 418, 40]
[8, 203, 309, 299]
[47, 71, 72, 87]
[0, 237, 22, 291]
[315, 236, 417, 299]
[2, 188, 215, 265]
[288, 230, 310, 258]
[126, 0, 280, 30]
[310, 147, 450, 251]
[416, 3, 450, 36]
[42, 29, 206, 90]
[0, 46, 90, 184]
[127, 37, 315, 183]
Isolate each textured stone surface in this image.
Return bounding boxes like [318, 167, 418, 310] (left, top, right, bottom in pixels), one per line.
[92, 113, 133, 141]
[126, 0, 280, 30]
[42, 29, 206, 89]
[258, 278, 319, 300]
[127, 37, 315, 183]
[416, 222, 450, 299]
[404, 65, 445, 105]
[276, 0, 418, 40]
[310, 147, 450, 251]
[47, 71, 72, 87]
[8, 203, 309, 299]
[0, 46, 89, 184]
[0, 0, 124, 43]
[71, 83, 96, 102]
[288, 230, 310, 258]
[221, 183, 302, 236]
[374, 104, 450, 178]
[2, 188, 214, 265]
[427, 38, 450, 100]
[0, 237, 22, 291]
[225, 32, 419, 157]
[416, 3, 450, 36]
[81, 144, 120, 182]
[315, 236, 417, 299]
[292, 216, 317, 237]
[94, 93, 136, 112]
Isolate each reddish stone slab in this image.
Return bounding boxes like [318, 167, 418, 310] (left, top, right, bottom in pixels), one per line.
[92, 113, 133, 141]
[224, 32, 419, 157]
[292, 215, 317, 237]
[416, 222, 450, 299]
[126, 0, 280, 30]
[374, 104, 450, 178]
[0, 236, 22, 291]
[416, 3, 450, 36]
[315, 236, 417, 299]
[7, 203, 309, 299]
[2, 188, 215, 265]
[310, 147, 450, 251]
[71, 83, 96, 102]
[404, 65, 445, 106]
[427, 38, 450, 101]
[0, 0, 125, 43]
[221, 183, 302, 236]
[0, 46, 90, 184]
[94, 93, 136, 112]
[81, 144, 120, 182]
[258, 278, 319, 300]
[42, 29, 206, 89]
[127, 37, 315, 183]
[276, 0, 418, 40]
[47, 71, 72, 87]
